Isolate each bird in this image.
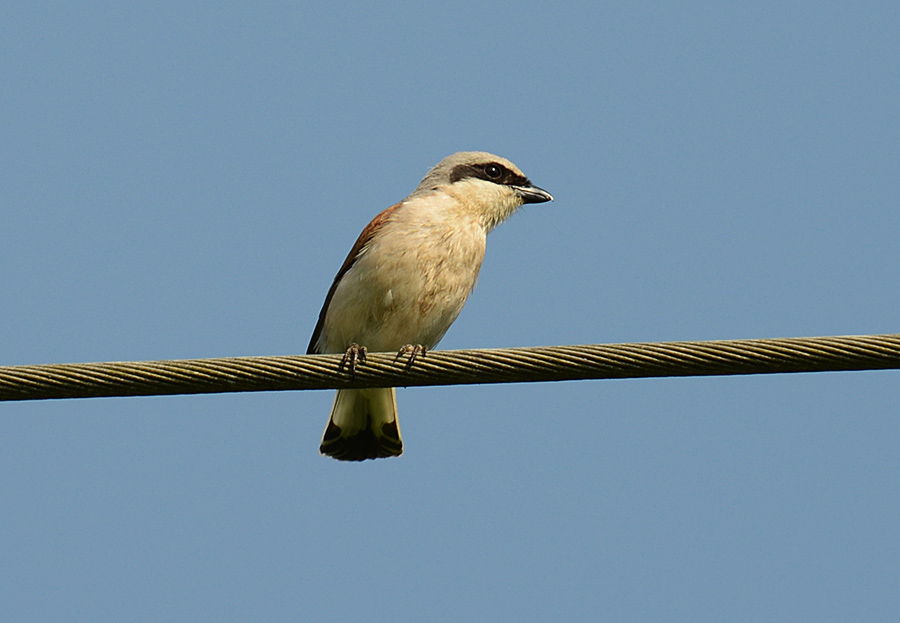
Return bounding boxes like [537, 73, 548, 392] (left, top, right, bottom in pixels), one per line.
[307, 151, 553, 461]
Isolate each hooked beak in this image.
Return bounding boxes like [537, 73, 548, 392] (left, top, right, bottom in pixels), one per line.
[514, 185, 554, 204]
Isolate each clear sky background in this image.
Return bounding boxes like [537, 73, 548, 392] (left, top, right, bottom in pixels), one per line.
[2, 2, 899, 621]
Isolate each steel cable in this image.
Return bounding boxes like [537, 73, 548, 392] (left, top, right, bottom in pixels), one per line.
[1, 334, 898, 402]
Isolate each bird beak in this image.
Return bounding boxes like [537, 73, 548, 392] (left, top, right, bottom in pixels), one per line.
[514, 185, 554, 204]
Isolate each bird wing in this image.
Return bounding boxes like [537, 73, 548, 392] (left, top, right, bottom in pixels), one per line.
[306, 202, 404, 354]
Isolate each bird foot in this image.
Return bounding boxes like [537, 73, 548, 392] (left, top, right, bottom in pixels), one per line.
[339, 343, 367, 378]
[394, 344, 427, 370]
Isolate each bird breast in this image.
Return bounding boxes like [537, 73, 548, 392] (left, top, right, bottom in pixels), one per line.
[321, 196, 488, 353]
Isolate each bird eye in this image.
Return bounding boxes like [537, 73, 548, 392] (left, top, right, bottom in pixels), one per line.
[484, 164, 503, 180]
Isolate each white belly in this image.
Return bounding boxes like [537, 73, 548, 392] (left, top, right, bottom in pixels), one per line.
[320, 206, 487, 353]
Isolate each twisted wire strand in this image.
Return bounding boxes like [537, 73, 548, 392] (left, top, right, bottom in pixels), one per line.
[1, 334, 898, 402]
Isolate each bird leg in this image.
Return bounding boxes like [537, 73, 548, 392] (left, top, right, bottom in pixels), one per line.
[339, 343, 367, 379]
[395, 344, 427, 370]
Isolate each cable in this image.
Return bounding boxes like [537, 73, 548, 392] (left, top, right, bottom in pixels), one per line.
[1, 334, 898, 402]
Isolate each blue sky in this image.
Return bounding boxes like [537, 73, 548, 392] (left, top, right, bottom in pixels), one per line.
[2, 2, 899, 620]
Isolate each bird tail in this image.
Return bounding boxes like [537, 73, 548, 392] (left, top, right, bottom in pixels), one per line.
[319, 388, 403, 461]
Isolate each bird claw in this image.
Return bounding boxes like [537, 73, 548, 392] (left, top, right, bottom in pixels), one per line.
[394, 344, 427, 370]
[339, 343, 368, 378]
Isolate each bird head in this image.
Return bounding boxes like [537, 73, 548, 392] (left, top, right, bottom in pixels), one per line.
[411, 151, 553, 232]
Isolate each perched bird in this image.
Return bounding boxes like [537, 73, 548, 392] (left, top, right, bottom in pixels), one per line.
[308, 151, 553, 461]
